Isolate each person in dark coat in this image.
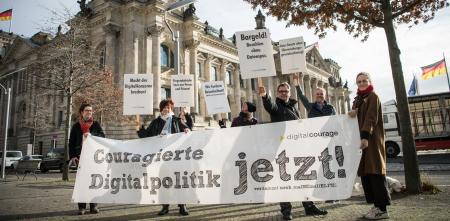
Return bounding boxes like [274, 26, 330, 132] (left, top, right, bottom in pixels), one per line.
[294, 73, 338, 204]
[259, 82, 327, 220]
[179, 107, 193, 130]
[231, 101, 258, 127]
[69, 103, 105, 215]
[293, 73, 336, 118]
[348, 72, 391, 220]
[137, 99, 190, 216]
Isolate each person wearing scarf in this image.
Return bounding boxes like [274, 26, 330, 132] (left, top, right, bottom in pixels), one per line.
[69, 103, 105, 215]
[137, 99, 190, 216]
[348, 72, 391, 220]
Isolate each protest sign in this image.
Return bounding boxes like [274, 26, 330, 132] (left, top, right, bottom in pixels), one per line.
[202, 81, 231, 115]
[123, 74, 153, 115]
[235, 29, 276, 79]
[72, 115, 361, 204]
[171, 75, 194, 107]
[279, 37, 307, 75]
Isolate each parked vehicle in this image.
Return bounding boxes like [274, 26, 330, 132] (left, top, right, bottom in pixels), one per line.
[0, 151, 23, 169]
[11, 155, 43, 171]
[382, 92, 450, 158]
[40, 148, 76, 173]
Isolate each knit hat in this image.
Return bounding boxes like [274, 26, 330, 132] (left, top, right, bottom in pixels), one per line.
[245, 102, 256, 112]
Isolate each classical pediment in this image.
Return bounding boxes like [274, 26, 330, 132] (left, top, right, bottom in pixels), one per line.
[306, 46, 331, 73]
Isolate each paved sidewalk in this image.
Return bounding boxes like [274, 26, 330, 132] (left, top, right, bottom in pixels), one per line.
[0, 174, 449, 221]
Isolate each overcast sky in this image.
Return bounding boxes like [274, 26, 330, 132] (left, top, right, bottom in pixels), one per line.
[1, 0, 449, 102]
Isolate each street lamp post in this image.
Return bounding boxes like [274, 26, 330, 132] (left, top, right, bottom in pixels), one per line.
[0, 83, 11, 180]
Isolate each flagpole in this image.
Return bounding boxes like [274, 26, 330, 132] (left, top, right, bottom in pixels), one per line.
[444, 53, 450, 91]
[415, 74, 420, 95]
[8, 17, 12, 33]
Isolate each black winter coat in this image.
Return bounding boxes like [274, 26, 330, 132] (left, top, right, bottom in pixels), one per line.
[231, 112, 258, 127]
[295, 85, 336, 118]
[138, 116, 188, 138]
[69, 121, 105, 159]
[262, 95, 300, 122]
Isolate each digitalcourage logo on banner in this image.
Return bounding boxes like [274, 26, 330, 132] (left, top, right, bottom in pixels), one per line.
[72, 115, 361, 204]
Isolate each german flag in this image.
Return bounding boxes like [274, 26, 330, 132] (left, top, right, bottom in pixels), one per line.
[0, 9, 12, 21]
[420, 59, 447, 80]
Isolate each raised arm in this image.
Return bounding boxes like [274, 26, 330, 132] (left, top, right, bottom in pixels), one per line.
[260, 85, 278, 114]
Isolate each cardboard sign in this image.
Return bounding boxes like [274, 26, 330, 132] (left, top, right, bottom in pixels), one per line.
[279, 37, 307, 75]
[202, 81, 231, 115]
[171, 75, 194, 107]
[123, 74, 153, 115]
[235, 29, 276, 79]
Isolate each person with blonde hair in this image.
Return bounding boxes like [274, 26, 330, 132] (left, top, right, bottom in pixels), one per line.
[348, 72, 391, 220]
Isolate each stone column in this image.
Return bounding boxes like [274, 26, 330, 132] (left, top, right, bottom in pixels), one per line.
[204, 54, 213, 118]
[303, 75, 312, 109]
[346, 91, 352, 111]
[310, 77, 318, 101]
[297, 73, 307, 118]
[246, 79, 252, 102]
[323, 83, 330, 104]
[144, 28, 153, 74]
[147, 25, 164, 112]
[340, 95, 346, 114]
[220, 60, 228, 120]
[103, 23, 121, 84]
[186, 40, 200, 114]
[233, 64, 242, 113]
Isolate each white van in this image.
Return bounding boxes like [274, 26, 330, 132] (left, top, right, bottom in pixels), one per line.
[0, 151, 23, 169]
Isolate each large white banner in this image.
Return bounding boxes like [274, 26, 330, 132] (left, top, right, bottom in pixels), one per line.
[123, 74, 153, 115]
[72, 115, 361, 204]
[235, 29, 276, 79]
[279, 37, 307, 75]
[202, 81, 231, 115]
[171, 75, 194, 107]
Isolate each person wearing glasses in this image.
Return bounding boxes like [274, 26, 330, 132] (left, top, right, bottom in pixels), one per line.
[259, 82, 327, 220]
[348, 72, 391, 220]
[69, 103, 105, 215]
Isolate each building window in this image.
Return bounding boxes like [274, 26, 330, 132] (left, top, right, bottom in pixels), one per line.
[240, 74, 245, 88]
[57, 111, 63, 128]
[161, 87, 171, 100]
[161, 44, 174, 68]
[161, 45, 169, 67]
[197, 62, 203, 78]
[251, 79, 256, 91]
[99, 48, 106, 69]
[210, 66, 218, 81]
[226, 70, 232, 85]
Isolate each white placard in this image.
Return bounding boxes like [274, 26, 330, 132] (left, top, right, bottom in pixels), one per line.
[72, 115, 361, 204]
[171, 75, 194, 107]
[235, 29, 276, 79]
[123, 74, 153, 115]
[279, 37, 307, 75]
[202, 81, 231, 115]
